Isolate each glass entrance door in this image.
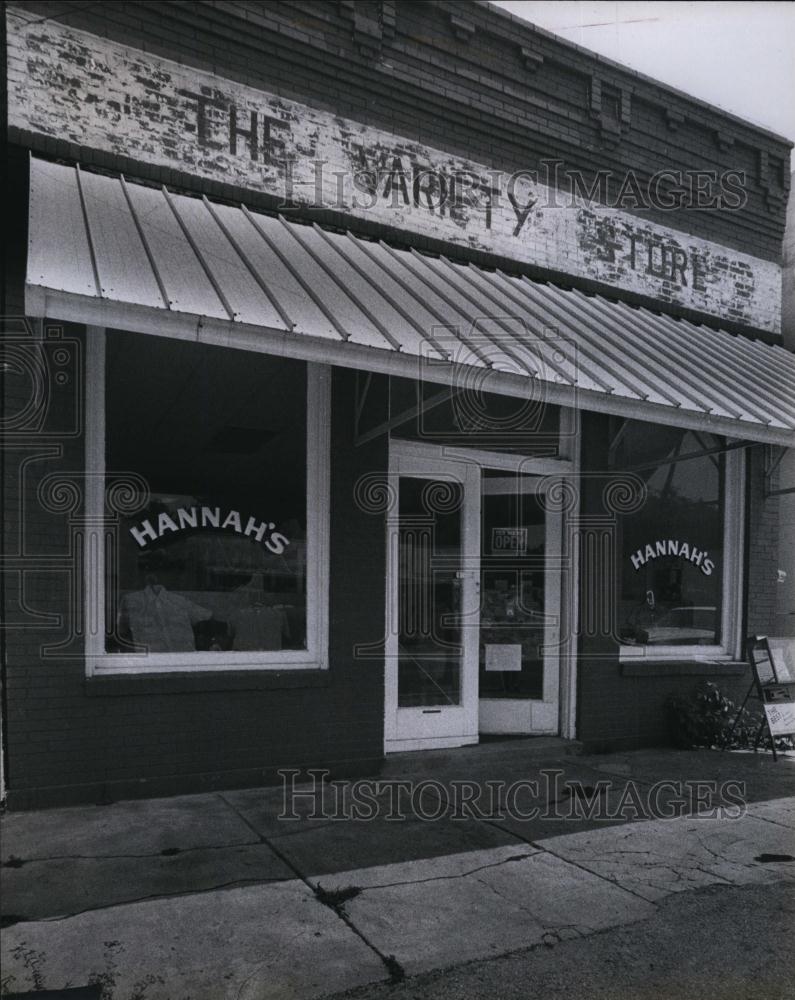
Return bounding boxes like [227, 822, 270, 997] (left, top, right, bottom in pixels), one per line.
[385, 446, 565, 750]
[478, 472, 562, 734]
[384, 447, 480, 751]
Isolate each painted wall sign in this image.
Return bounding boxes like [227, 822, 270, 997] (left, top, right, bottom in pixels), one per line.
[130, 506, 290, 554]
[6, 11, 781, 331]
[630, 539, 715, 576]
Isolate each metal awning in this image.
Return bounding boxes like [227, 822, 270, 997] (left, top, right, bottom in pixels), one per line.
[26, 156, 795, 446]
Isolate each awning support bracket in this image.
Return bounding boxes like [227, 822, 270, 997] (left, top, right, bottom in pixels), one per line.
[621, 438, 750, 475]
[764, 444, 792, 498]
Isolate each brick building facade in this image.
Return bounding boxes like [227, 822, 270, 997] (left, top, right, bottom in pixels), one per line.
[2, 1, 793, 807]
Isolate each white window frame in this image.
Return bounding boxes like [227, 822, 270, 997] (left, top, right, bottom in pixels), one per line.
[84, 326, 330, 676]
[619, 446, 745, 663]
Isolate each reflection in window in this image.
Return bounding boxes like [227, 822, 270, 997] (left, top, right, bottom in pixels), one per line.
[479, 472, 546, 699]
[611, 420, 725, 647]
[397, 477, 463, 708]
[105, 332, 307, 654]
[389, 376, 560, 457]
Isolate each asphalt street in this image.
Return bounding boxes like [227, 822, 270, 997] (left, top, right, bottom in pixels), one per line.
[327, 881, 795, 1000]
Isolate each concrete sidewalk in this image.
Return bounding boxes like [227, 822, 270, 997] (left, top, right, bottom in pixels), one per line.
[1, 744, 793, 999]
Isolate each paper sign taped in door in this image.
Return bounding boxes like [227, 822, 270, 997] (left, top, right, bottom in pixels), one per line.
[485, 643, 522, 672]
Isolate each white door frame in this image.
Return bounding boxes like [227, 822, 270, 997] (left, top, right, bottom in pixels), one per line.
[384, 437, 577, 752]
[384, 442, 481, 752]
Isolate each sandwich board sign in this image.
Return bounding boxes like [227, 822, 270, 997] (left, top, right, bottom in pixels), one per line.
[749, 636, 795, 745]
[764, 701, 795, 737]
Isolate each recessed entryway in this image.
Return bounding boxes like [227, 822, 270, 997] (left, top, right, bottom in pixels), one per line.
[384, 439, 571, 753]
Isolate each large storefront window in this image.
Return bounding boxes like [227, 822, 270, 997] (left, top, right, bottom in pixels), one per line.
[611, 419, 743, 655]
[88, 330, 329, 672]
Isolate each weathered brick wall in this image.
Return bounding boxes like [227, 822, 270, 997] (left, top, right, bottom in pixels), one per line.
[6, 1, 791, 336]
[774, 449, 795, 636]
[782, 175, 795, 348]
[7, 0, 790, 256]
[5, 9, 783, 332]
[746, 445, 782, 637]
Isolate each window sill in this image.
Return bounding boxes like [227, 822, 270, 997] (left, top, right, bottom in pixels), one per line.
[621, 660, 748, 678]
[84, 669, 331, 697]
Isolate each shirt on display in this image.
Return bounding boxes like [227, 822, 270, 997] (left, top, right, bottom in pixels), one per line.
[119, 585, 212, 652]
[229, 605, 289, 651]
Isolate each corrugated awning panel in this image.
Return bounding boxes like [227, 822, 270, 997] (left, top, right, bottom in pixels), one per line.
[26, 157, 795, 446]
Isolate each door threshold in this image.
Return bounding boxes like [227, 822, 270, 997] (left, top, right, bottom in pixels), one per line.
[384, 735, 479, 754]
[479, 733, 555, 743]
[383, 736, 583, 770]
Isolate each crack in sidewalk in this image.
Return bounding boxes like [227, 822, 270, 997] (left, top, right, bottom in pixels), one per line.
[1, 838, 262, 867]
[215, 792, 403, 985]
[743, 807, 795, 831]
[529, 841, 661, 906]
[316, 852, 535, 895]
[1, 874, 295, 926]
[370, 774, 661, 912]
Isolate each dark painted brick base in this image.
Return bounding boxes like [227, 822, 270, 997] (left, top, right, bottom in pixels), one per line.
[4, 756, 386, 812]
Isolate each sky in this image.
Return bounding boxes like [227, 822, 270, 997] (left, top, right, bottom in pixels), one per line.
[490, 1, 795, 146]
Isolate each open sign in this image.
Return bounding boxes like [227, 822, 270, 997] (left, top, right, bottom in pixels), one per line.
[491, 527, 528, 555]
